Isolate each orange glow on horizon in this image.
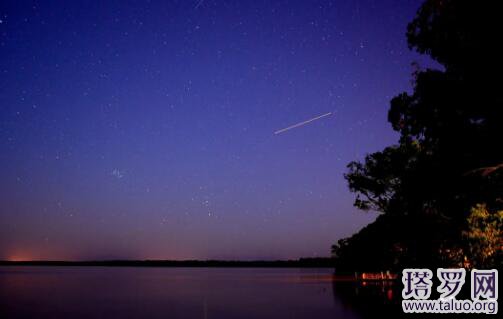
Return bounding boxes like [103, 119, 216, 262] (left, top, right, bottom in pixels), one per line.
[5, 251, 34, 262]
[7, 256, 31, 262]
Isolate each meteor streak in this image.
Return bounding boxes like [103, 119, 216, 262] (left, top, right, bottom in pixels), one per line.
[274, 112, 332, 134]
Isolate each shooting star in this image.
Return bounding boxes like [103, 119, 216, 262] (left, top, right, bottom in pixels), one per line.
[274, 112, 332, 135]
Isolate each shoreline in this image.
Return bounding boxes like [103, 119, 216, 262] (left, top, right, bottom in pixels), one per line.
[0, 258, 335, 268]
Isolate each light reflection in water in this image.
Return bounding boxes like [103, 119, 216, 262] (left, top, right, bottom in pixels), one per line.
[0, 267, 368, 319]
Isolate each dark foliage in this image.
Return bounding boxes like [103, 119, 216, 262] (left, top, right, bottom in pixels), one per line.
[334, 0, 503, 271]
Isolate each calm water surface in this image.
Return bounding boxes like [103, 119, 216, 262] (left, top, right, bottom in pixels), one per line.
[0, 267, 398, 319]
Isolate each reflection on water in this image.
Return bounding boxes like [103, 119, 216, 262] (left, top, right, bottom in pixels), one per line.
[0, 267, 403, 319]
[332, 279, 402, 319]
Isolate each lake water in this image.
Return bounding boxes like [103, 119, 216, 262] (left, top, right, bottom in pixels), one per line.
[0, 267, 399, 319]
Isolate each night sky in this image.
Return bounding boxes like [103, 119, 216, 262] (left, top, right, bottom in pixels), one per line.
[0, 1, 433, 261]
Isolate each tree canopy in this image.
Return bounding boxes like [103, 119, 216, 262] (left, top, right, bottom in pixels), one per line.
[334, 0, 503, 271]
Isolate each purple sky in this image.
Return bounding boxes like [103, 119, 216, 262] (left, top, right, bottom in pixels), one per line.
[0, 0, 434, 261]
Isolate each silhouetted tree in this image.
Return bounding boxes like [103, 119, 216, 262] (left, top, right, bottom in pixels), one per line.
[334, 0, 503, 270]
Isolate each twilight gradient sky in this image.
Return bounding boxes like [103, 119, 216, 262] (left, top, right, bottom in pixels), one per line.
[0, 0, 433, 261]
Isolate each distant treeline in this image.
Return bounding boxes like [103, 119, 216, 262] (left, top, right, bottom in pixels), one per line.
[0, 257, 334, 268]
